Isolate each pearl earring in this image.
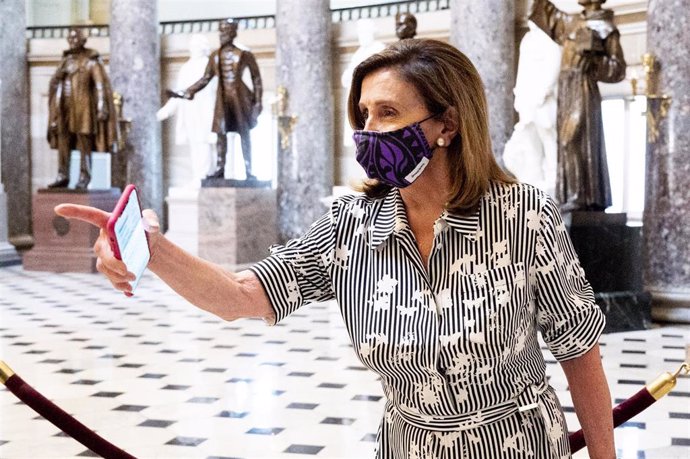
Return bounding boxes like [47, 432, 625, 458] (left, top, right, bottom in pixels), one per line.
[436, 138, 446, 147]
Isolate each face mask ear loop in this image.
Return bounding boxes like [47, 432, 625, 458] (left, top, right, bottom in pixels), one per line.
[417, 112, 439, 125]
[417, 112, 443, 154]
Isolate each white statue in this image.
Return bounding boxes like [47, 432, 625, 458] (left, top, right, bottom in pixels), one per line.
[503, 21, 562, 198]
[157, 34, 217, 187]
[341, 19, 386, 147]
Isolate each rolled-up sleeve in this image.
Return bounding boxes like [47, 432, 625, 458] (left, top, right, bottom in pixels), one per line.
[249, 202, 340, 324]
[534, 196, 605, 361]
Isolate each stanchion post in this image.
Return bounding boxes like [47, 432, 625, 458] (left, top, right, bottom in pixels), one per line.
[0, 360, 14, 384]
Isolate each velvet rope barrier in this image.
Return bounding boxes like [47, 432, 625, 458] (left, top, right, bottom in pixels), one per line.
[3, 358, 688, 456]
[568, 362, 690, 453]
[1, 361, 136, 459]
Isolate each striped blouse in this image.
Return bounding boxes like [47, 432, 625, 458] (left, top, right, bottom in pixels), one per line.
[250, 181, 605, 458]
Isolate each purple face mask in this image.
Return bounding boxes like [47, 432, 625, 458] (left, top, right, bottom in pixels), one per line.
[353, 114, 436, 188]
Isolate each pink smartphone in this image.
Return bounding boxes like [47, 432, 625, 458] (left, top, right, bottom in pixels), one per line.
[106, 184, 151, 291]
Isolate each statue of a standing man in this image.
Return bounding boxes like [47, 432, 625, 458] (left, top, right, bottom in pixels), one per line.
[47, 28, 117, 190]
[180, 19, 263, 181]
[530, 0, 626, 211]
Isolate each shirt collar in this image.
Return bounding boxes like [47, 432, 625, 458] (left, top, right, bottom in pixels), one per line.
[369, 189, 481, 250]
[440, 210, 480, 240]
[369, 189, 404, 249]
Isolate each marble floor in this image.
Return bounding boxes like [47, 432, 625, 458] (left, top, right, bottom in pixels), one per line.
[1, 264, 688, 459]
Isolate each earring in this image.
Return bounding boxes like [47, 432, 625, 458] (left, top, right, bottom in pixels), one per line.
[436, 138, 446, 147]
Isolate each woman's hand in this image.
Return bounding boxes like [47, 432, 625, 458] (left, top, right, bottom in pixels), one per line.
[54, 204, 161, 295]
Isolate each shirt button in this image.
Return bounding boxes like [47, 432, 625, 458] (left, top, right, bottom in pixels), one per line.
[436, 243, 443, 250]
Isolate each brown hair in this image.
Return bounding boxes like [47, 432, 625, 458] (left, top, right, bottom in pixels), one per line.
[347, 39, 515, 215]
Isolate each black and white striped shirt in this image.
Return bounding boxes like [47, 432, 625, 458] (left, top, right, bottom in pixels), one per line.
[251, 181, 604, 457]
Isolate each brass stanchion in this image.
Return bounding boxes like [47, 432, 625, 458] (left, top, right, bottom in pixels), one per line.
[569, 362, 689, 452]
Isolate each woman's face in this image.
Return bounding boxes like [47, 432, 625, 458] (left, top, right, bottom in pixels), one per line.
[358, 68, 439, 139]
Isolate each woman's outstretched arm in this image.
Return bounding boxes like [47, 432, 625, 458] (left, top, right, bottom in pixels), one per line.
[55, 203, 275, 324]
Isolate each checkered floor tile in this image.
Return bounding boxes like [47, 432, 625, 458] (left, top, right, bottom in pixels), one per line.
[1, 265, 688, 458]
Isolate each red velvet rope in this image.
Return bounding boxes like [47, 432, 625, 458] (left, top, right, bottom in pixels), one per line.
[568, 388, 656, 453]
[4, 366, 659, 457]
[5, 374, 136, 459]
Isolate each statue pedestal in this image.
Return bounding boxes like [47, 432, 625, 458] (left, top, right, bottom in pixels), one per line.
[23, 189, 120, 273]
[198, 187, 277, 269]
[164, 187, 199, 256]
[565, 211, 652, 332]
[0, 188, 20, 266]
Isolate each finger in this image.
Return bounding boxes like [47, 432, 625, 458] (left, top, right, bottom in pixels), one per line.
[94, 235, 133, 278]
[96, 256, 134, 282]
[141, 209, 160, 234]
[109, 278, 133, 295]
[55, 204, 110, 229]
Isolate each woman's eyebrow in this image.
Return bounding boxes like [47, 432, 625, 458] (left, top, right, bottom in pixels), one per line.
[358, 99, 400, 109]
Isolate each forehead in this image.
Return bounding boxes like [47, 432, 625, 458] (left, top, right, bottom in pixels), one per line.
[359, 68, 424, 107]
[68, 30, 82, 39]
[220, 22, 237, 31]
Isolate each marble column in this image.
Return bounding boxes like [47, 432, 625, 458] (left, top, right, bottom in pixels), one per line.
[644, 1, 690, 322]
[0, 0, 32, 248]
[0, 81, 20, 265]
[449, 0, 515, 162]
[109, 0, 163, 219]
[276, 0, 334, 241]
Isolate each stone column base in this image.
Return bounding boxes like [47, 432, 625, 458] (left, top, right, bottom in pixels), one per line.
[649, 289, 690, 323]
[0, 190, 20, 266]
[0, 242, 20, 266]
[198, 187, 277, 269]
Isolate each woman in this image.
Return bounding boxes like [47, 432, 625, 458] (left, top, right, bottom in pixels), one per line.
[56, 39, 615, 458]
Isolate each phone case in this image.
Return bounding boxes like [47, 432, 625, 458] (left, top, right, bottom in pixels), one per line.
[106, 184, 147, 260]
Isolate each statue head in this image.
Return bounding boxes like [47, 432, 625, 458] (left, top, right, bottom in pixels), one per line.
[395, 12, 417, 40]
[67, 28, 87, 51]
[219, 19, 238, 46]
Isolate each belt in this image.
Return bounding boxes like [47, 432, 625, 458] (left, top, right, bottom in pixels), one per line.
[390, 383, 548, 433]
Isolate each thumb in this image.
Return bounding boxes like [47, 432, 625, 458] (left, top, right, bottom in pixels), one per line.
[54, 204, 110, 229]
[141, 209, 160, 234]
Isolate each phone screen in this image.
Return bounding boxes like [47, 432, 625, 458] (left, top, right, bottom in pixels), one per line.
[114, 188, 150, 290]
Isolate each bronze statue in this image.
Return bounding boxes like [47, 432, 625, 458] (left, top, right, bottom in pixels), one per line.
[395, 12, 417, 40]
[47, 28, 117, 190]
[173, 19, 263, 181]
[530, 0, 626, 211]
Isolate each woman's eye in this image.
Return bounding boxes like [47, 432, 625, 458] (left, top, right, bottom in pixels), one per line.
[382, 109, 396, 117]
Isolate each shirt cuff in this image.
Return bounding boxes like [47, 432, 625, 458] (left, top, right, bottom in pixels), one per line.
[249, 255, 300, 325]
[545, 306, 606, 362]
